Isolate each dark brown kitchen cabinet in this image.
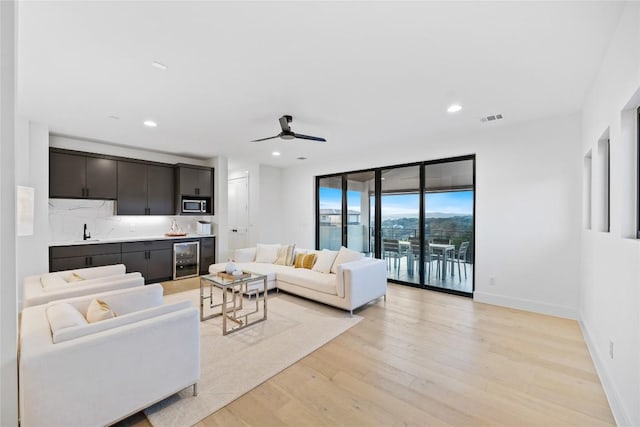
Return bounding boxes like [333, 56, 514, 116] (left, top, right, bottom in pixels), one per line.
[199, 237, 216, 275]
[122, 240, 174, 283]
[50, 150, 117, 199]
[177, 165, 213, 197]
[117, 161, 174, 215]
[49, 243, 122, 272]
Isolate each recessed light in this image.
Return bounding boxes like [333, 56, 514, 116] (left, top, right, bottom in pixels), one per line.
[143, 120, 157, 127]
[447, 104, 462, 113]
[272, 151, 281, 157]
[296, 157, 307, 160]
[151, 61, 168, 70]
[108, 115, 120, 120]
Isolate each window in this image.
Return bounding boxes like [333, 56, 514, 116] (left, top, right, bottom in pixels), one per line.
[637, 107, 640, 238]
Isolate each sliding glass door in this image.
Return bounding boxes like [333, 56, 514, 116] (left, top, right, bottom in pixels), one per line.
[380, 165, 420, 284]
[316, 155, 475, 296]
[423, 159, 474, 293]
[318, 176, 342, 250]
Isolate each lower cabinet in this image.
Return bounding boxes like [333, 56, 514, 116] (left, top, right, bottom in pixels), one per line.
[50, 243, 122, 272]
[199, 237, 216, 275]
[50, 237, 215, 282]
[122, 240, 174, 284]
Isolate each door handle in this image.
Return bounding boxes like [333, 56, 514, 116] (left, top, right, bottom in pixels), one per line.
[232, 229, 238, 232]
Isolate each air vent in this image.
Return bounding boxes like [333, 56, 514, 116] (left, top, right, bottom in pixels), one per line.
[480, 114, 504, 123]
[296, 156, 307, 160]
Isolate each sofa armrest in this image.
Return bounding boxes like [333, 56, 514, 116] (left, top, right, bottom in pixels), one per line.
[23, 274, 144, 309]
[339, 259, 387, 308]
[19, 304, 200, 427]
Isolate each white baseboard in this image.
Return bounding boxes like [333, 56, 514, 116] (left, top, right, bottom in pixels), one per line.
[473, 291, 578, 319]
[580, 320, 632, 427]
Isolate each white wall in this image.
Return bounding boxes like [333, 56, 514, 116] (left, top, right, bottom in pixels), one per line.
[15, 119, 49, 308]
[280, 113, 582, 320]
[579, 2, 640, 425]
[258, 165, 283, 244]
[0, 1, 18, 425]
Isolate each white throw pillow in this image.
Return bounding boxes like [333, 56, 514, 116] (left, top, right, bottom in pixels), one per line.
[255, 243, 281, 263]
[40, 273, 68, 289]
[233, 247, 257, 262]
[312, 249, 339, 274]
[86, 298, 117, 323]
[46, 303, 88, 334]
[330, 246, 364, 273]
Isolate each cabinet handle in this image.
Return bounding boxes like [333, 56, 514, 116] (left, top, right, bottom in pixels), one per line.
[86, 188, 89, 197]
[85, 256, 89, 266]
[195, 187, 200, 195]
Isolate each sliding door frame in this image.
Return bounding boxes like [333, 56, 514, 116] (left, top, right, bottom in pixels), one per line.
[315, 154, 476, 298]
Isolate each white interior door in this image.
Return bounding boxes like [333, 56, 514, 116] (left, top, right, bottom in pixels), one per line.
[228, 176, 249, 251]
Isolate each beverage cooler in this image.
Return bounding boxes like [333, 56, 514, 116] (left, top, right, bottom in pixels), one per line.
[173, 241, 200, 280]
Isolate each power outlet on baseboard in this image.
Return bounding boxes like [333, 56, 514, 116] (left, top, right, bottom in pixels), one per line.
[489, 276, 496, 286]
[609, 340, 614, 359]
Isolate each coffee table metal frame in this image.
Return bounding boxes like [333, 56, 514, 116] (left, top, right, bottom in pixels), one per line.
[199, 272, 268, 335]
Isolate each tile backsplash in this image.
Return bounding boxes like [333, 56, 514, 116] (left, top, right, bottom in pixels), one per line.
[49, 199, 215, 243]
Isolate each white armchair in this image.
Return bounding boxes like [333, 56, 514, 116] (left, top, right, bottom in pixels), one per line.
[22, 264, 144, 308]
[19, 284, 200, 427]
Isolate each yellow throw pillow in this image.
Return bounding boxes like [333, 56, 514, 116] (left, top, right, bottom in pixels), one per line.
[66, 272, 85, 283]
[86, 299, 117, 323]
[294, 253, 306, 268]
[302, 253, 317, 269]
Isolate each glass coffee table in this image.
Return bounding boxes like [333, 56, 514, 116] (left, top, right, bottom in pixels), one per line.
[199, 272, 268, 335]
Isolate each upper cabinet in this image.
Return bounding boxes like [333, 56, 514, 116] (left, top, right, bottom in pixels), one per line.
[117, 161, 175, 215]
[49, 150, 117, 199]
[177, 165, 213, 197]
[49, 148, 210, 216]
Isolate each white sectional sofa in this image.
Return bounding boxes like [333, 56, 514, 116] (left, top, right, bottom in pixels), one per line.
[19, 284, 200, 427]
[210, 245, 387, 315]
[22, 264, 144, 308]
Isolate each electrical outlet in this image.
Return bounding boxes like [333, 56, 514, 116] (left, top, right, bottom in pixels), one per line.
[609, 340, 614, 359]
[489, 276, 496, 286]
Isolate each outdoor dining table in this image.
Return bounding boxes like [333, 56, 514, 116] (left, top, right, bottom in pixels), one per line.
[429, 243, 455, 279]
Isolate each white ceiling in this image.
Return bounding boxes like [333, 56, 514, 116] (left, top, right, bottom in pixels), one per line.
[17, 1, 623, 167]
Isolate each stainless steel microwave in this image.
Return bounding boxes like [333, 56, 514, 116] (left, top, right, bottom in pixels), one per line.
[182, 199, 207, 213]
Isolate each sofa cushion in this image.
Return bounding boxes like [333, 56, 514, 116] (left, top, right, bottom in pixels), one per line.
[330, 246, 364, 274]
[46, 303, 88, 335]
[312, 249, 339, 274]
[255, 243, 281, 263]
[86, 298, 117, 323]
[277, 268, 338, 295]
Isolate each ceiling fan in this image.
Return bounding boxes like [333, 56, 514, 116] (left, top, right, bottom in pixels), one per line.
[251, 115, 326, 142]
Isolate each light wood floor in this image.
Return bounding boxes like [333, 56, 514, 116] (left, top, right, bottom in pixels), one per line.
[118, 281, 614, 427]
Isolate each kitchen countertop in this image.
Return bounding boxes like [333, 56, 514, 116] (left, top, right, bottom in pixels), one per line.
[49, 234, 216, 247]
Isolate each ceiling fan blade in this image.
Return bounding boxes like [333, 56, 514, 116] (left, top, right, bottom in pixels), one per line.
[251, 135, 280, 142]
[279, 115, 291, 133]
[293, 133, 326, 142]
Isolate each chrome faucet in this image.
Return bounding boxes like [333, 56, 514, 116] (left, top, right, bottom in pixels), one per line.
[83, 223, 91, 241]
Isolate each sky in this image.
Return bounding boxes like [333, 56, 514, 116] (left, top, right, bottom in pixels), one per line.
[319, 188, 473, 217]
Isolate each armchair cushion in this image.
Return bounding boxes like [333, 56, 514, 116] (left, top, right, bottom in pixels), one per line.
[46, 303, 88, 335]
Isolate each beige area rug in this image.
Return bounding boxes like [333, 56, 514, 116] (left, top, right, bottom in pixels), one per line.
[144, 289, 362, 427]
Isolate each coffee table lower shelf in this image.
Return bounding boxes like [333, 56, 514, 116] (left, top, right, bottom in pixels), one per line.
[199, 273, 268, 336]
